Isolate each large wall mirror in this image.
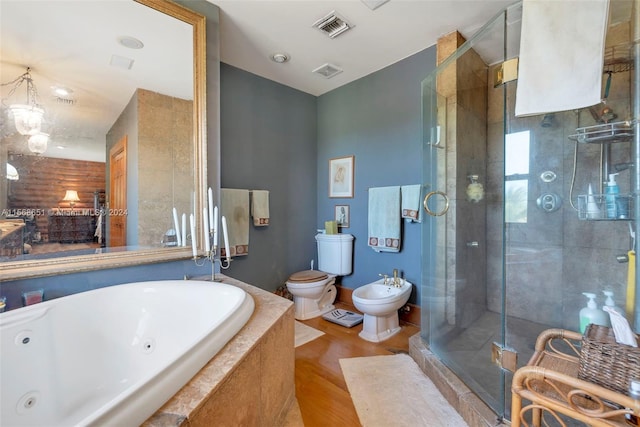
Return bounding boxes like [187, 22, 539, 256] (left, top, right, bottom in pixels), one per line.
[0, 0, 207, 280]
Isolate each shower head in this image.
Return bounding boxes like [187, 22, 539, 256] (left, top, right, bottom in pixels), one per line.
[540, 113, 555, 128]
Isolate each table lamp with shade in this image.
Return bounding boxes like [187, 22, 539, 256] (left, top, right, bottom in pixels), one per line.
[63, 190, 80, 208]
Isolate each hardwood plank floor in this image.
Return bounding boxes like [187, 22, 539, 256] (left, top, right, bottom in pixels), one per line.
[295, 302, 420, 427]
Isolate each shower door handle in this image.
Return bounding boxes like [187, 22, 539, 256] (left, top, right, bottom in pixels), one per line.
[423, 191, 449, 217]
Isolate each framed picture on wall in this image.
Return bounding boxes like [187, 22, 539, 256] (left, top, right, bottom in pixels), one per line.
[329, 155, 354, 198]
[335, 205, 350, 228]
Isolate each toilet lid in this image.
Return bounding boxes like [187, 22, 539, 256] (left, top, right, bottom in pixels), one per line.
[288, 270, 328, 283]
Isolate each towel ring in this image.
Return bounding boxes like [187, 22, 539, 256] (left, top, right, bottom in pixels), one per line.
[423, 191, 449, 217]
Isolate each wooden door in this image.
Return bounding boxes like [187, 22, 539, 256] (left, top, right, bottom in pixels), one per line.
[108, 136, 127, 247]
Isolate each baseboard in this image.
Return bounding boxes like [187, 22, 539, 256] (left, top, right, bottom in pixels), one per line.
[335, 285, 421, 327]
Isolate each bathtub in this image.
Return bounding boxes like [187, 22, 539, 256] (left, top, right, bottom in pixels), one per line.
[0, 279, 254, 426]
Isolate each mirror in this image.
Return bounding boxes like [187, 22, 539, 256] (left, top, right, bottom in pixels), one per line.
[0, 0, 206, 280]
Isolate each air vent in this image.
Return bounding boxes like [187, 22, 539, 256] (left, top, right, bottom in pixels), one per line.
[312, 63, 343, 79]
[312, 11, 353, 39]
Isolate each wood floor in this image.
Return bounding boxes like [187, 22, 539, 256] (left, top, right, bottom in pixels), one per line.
[294, 302, 420, 427]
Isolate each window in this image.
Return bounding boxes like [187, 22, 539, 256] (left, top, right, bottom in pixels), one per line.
[505, 131, 530, 223]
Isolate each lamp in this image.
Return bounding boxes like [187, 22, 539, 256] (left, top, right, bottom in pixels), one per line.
[27, 132, 49, 154]
[63, 190, 80, 208]
[2, 68, 45, 136]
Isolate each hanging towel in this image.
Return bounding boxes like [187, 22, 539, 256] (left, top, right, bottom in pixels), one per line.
[368, 186, 401, 253]
[251, 190, 270, 226]
[221, 188, 250, 257]
[401, 185, 422, 223]
[514, 0, 609, 117]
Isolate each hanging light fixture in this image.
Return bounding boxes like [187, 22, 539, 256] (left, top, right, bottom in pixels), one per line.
[2, 67, 45, 136]
[27, 132, 49, 154]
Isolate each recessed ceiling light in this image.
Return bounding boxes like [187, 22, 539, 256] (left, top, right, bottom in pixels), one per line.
[118, 36, 144, 49]
[51, 86, 73, 97]
[270, 53, 290, 63]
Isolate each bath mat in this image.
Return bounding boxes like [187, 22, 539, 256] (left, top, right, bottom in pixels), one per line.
[294, 321, 324, 348]
[339, 354, 468, 427]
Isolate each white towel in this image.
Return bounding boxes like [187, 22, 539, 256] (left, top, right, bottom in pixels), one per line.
[221, 188, 250, 257]
[401, 185, 422, 223]
[368, 186, 401, 253]
[515, 0, 609, 117]
[251, 190, 270, 226]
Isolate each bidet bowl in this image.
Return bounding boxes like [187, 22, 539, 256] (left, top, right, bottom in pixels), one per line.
[352, 278, 412, 316]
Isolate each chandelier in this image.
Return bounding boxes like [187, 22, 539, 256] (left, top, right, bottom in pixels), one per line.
[2, 67, 50, 153]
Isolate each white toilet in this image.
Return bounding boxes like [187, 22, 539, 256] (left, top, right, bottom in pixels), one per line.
[352, 277, 412, 342]
[286, 233, 354, 320]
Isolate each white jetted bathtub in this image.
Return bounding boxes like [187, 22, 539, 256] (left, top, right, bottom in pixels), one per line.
[0, 280, 254, 426]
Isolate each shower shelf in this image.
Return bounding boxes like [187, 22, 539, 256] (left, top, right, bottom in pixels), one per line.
[577, 194, 633, 221]
[568, 120, 634, 144]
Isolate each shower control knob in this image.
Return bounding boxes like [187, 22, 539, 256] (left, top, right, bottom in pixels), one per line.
[536, 193, 562, 213]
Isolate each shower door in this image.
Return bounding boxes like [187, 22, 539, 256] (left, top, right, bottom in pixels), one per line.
[420, 3, 523, 418]
[422, 0, 637, 421]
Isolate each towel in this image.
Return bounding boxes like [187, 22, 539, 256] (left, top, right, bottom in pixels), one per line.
[368, 186, 401, 253]
[401, 185, 422, 223]
[251, 190, 270, 226]
[221, 188, 250, 257]
[514, 0, 609, 117]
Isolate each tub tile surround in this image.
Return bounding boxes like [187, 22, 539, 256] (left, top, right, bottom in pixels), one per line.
[143, 275, 295, 426]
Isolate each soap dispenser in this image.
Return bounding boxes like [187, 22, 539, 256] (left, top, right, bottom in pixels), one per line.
[580, 292, 609, 333]
[605, 173, 620, 219]
[602, 290, 625, 316]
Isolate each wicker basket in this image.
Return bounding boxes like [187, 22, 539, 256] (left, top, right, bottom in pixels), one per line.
[577, 324, 640, 395]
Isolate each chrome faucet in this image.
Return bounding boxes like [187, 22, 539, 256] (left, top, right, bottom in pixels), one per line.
[392, 269, 403, 287]
[379, 270, 404, 287]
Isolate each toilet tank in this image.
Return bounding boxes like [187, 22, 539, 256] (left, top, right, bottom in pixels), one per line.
[316, 233, 354, 275]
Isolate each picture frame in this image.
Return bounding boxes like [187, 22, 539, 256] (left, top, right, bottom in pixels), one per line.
[329, 155, 354, 198]
[335, 205, 350, 228]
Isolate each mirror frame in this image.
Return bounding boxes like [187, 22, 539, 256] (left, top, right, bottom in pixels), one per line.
[0, 0, 207, 281]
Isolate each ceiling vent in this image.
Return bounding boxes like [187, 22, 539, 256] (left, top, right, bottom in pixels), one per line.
[312, 63, 343, 79]
[312, 11, 353, 39]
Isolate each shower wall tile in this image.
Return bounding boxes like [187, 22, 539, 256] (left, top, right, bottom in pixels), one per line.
[505, 245, 563, 325]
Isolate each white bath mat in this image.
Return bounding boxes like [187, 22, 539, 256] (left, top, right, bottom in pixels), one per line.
[294, 321, 324, 348]
[339, 354, 468, 427]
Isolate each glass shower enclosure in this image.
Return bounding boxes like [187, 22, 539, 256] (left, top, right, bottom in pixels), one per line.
[421, 0, 638, 420]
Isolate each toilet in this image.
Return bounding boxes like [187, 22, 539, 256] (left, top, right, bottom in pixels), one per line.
[286, 233, 353, 320]
[352, 277, 412, 342]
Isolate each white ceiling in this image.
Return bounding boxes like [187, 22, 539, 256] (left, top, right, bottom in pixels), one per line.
[213, 0, 515, 96]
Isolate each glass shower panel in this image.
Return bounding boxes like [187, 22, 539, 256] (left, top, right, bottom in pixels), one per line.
[501, 2, 637, 419]
[421, 8, 510, 416]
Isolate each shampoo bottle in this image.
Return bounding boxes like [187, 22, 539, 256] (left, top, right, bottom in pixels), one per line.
[605, 173, 620, 219]
[586, 183, 602, 219]
[579, 292, 609, 333]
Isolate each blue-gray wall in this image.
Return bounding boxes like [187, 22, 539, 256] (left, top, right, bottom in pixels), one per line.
[219, 47, 436, 304]
[219, 64, 318, 290]
[317, 48, 436, 303]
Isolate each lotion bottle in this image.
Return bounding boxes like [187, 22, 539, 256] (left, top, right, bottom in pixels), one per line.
[602, 290, 625, 317]
[605, 173, 620, 219]
[579, 292, 609, 333]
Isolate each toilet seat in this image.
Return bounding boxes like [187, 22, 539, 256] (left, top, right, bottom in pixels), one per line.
[287, 270, 328, 283]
